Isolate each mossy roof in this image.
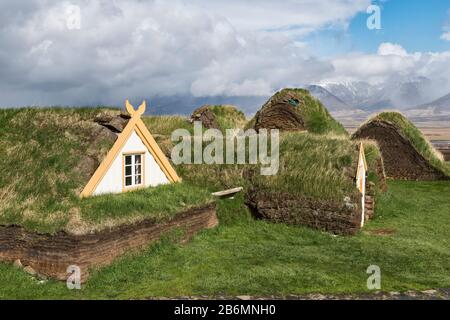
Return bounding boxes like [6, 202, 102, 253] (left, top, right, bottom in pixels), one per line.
[248, 132, 382, 200]
[207, 105, 247, 132]
[248, 88, 348, 136]
[355, 111, 450, 176]
[178, 131, 384, 201]
[0, 108, 212, 234]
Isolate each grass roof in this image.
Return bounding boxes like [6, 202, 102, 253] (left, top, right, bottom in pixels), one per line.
[248, 88, 348, 136]
[142, 115, 193, 136]
[178, 132, 384, 201]
[357, 112, 450, 176]
[208, 105, 247, 133]
[248, 132, 382, 200]
[0, 108, 212, 234]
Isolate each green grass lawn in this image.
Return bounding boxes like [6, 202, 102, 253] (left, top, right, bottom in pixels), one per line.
[0, 180, 449, 299]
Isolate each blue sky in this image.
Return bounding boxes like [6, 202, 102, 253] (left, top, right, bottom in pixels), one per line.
[306, 0, 450, 57]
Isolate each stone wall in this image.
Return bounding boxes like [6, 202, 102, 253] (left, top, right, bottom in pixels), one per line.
[245, 191, 362, 235]
[0, 204, 217, 282]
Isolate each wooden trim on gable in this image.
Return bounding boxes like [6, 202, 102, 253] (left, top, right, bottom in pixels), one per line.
[80, 100, 181, 198]
[135, 119, 181, 183]
[80, 116, 138, 198]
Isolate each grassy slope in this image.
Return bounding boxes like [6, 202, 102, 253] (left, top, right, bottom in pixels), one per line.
[142, 105, 246, 136]
[179, 132, 384, 200]
[208, 105, 247, 132]
[142, 115, 193, 136]
[0, 108, 114, 233]
[291, 89, 348, 136]
[250, 133, 358, 200]
[0, 180, 448, 299]
[0, 109, 212, 234]
[248, 88, 348, 136]
[363, 112, 450, 176]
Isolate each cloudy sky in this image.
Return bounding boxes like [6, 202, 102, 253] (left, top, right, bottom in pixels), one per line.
[0, 0, 449, 107]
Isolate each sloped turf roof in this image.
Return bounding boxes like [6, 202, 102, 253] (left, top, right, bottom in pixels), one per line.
[353, 112, 450, 177]
[0, 108, 212, 234]
[178, 132, 385, 201]
[248, 132, 383, 200]
[248, 88, 348, 136]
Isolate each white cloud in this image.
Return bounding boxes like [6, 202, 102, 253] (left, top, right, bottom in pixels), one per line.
[0, 1, 449, 108]
[191, 0, 371, 32]
[441, 31, 450, 41]
[2, 0, 359, 105]
[377, 42, 409, 57]
[328, 43, 450, 98]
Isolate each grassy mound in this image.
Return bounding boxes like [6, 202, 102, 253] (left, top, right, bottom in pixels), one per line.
[176, 132, 385, 217]
[248, 132, 384, 200]
[374, 112, 445, 165]
[191, 104, 247, 133]
[208, 105, 247, 132]
[352, 112, 450, 180]
[142, 115, 193, 136]
[0, 108, 212, 234]
[249, 88, 347, 136]
[173, 131, 385, 234]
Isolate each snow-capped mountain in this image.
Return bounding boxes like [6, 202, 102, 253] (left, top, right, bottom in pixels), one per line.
[318, 81, 383, 110]
[317, 77, 436, 111]
[305, 85, 352, 111]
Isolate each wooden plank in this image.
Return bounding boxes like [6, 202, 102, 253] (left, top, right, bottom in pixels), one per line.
[212, 187, 243, 198]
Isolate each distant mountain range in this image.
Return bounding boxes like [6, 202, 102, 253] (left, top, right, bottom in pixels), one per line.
[307, 78, 450, 121]
[415, 93, 450, 114]
[311, 77, 439, 111]
[146, 78, 450, 121]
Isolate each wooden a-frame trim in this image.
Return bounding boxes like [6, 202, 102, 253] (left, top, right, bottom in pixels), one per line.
[134, 119, 181, 184]
[80, 100, 181, 198]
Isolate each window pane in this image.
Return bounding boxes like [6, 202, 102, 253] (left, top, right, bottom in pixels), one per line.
[135, 165, 141, 174]
[125, 166, 132, 176]
[135, 175, 142, 185]
[135, 155, 142, 164]
[125, 156, 132, 165]
[125, 177, 132, 186]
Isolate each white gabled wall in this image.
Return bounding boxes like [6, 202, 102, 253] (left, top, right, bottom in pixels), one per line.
[92, 130, 169, 196]
[356, 153, 366, 227]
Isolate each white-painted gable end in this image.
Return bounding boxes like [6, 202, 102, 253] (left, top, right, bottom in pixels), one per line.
[93, 130, 169, 196]
[356, 143, 367, 227]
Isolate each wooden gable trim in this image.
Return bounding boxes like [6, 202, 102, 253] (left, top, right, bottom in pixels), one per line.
[80, 100, 180, 198]
[80, 116, 138, 198]
[135, 119, 181, 183]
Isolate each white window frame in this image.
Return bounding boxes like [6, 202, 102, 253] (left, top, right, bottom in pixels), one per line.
[123, 152, 145, 190]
